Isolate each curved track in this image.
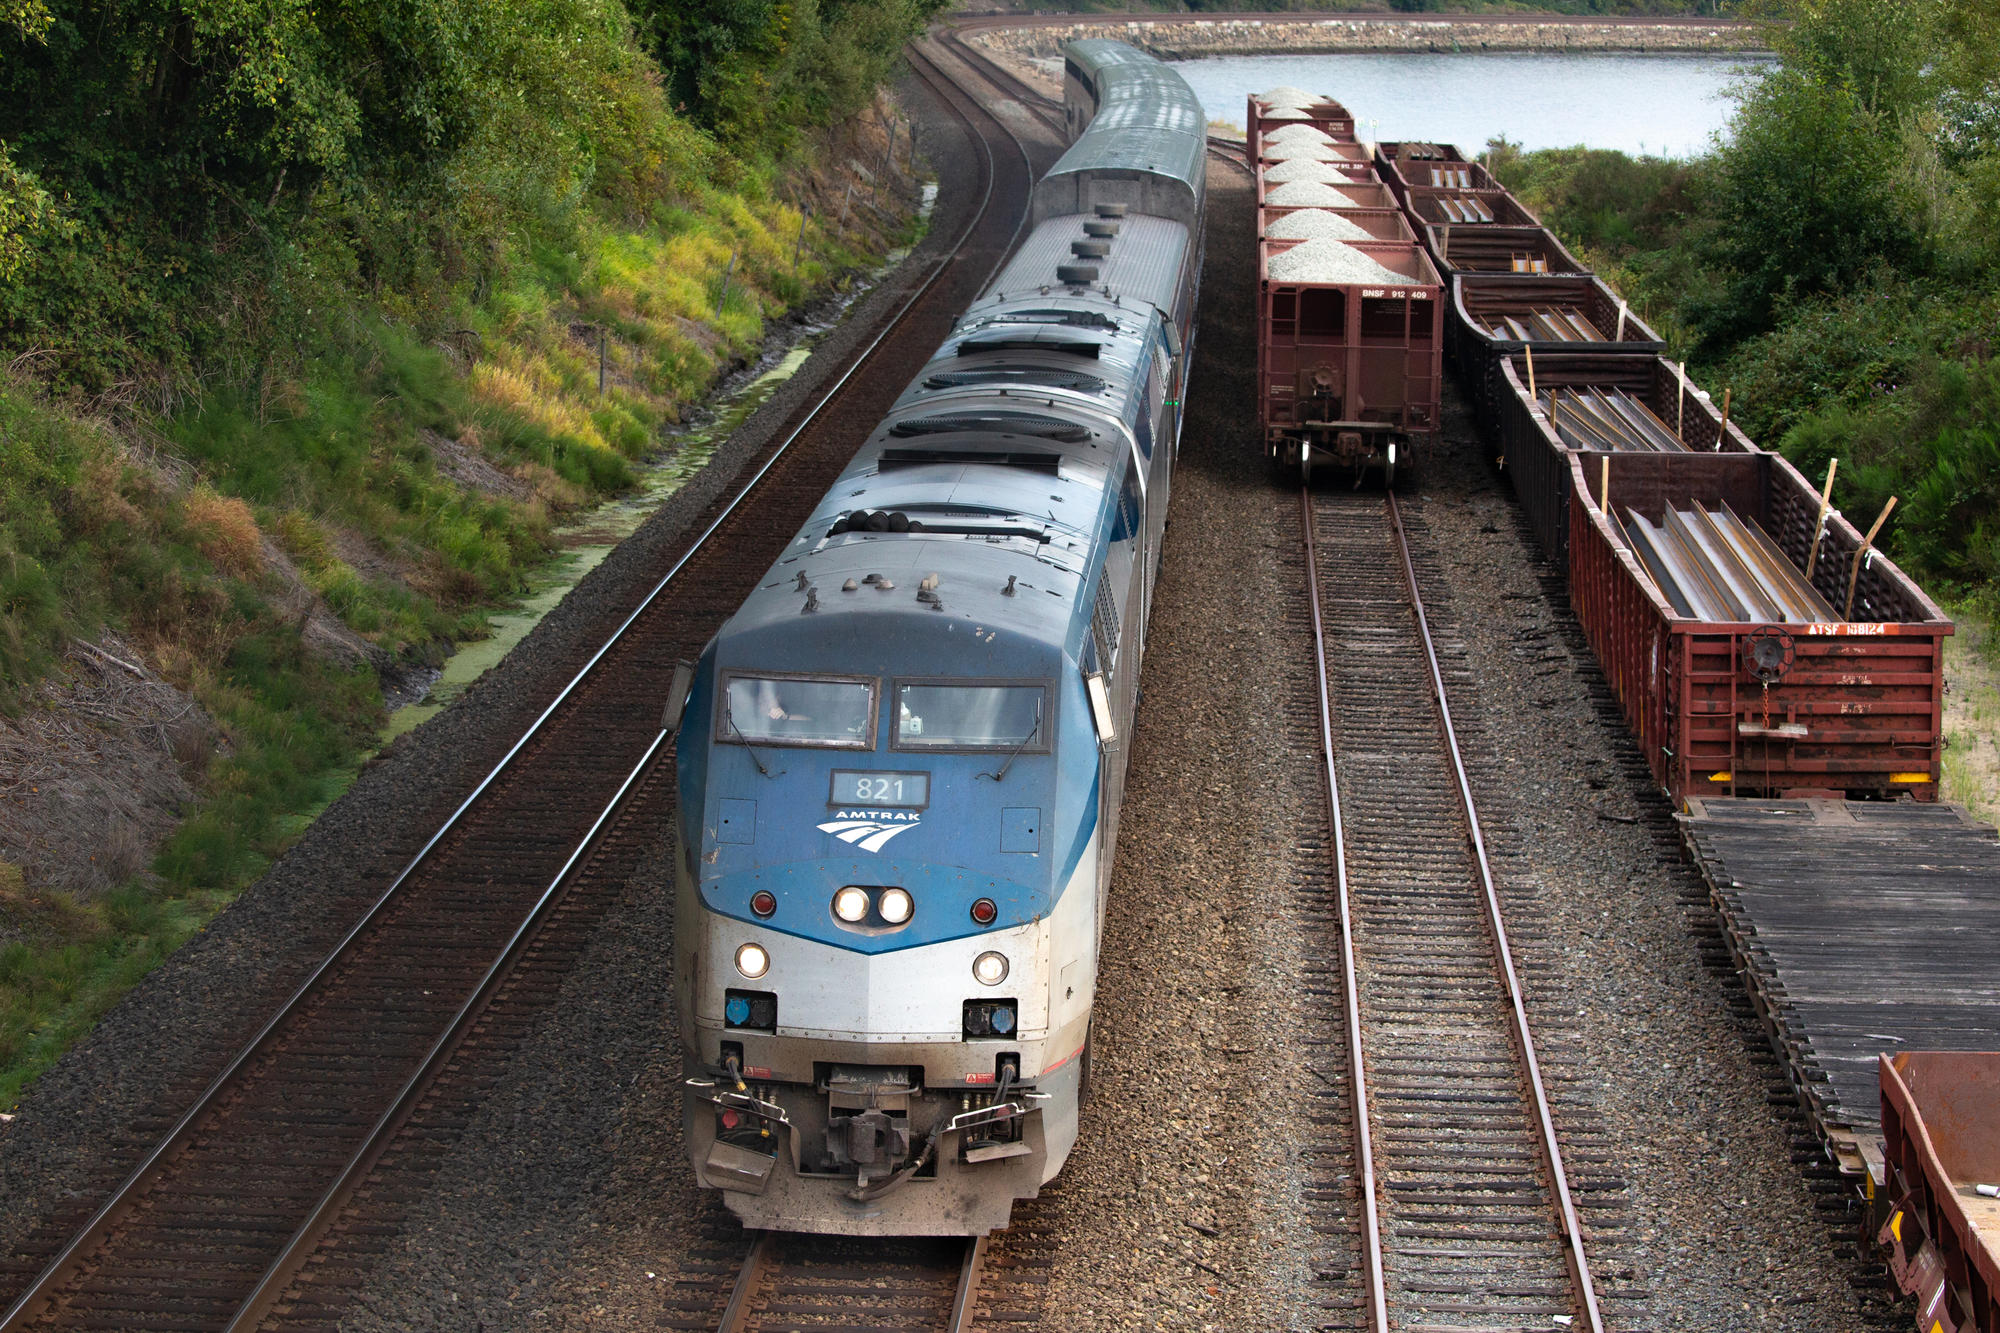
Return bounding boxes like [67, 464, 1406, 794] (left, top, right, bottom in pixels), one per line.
[1299, 488, 1608, 1332]
[0, 40, 1036, 1333]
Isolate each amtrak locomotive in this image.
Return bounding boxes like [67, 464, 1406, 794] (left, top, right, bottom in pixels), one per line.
[666, 40, 1206, 1235]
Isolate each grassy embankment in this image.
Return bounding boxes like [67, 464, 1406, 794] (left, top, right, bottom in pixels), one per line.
[0, 0, 944, 1106]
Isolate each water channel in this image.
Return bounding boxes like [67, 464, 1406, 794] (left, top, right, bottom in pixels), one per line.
[1174, 50, 1770, 157]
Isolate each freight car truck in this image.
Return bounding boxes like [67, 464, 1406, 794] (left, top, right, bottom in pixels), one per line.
[1257, 237, 1442, 486]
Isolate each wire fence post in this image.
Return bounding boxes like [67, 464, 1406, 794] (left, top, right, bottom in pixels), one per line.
[792, 203, 812, 274]
[716, 249, 737, 315]
[837, 181, 854, 237]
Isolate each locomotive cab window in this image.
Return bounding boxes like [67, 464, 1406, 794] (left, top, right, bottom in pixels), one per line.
[893, 681, 1050, 751]
[719, 673, 876, 748]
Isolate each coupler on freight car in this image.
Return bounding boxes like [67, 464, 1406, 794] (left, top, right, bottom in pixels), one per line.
[1271, 423, 1412, 489]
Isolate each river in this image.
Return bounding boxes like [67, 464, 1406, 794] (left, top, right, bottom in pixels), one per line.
[1174, 51, 1769, 157]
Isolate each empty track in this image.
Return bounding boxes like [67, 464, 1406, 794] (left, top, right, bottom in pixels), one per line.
[1299, 487, 1607, 1332]
[0, 41, 1035, 1333]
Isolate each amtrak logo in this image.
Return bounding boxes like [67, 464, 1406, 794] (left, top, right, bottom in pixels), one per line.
[817, 810, 920, 853]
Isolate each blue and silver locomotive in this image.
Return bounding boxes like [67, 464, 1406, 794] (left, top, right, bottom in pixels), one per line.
[668, 40, 1206, 1235]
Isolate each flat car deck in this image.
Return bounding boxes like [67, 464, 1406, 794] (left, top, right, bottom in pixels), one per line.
[1682, 797, 2000, 1167]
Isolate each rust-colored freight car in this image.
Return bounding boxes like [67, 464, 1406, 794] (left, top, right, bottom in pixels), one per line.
[1422, 224, 1588, 278]
[1498, 352, 1757, 573]
[1245, 94, 1356, 161]
[1401, 186, 1539, 228]
[1373, 143, 1500, 201]
[1452, 273, 1666, 437]
[1876, 1052, 2000, 1333]
[1566, 449, 1950, 801]
[1257, 237, 1443, 484]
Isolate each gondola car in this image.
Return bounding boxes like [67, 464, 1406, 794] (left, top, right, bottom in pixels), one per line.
[666, 38, 1205, 1236]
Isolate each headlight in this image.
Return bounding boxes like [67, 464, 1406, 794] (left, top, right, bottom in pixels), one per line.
[878, 887, 914, 924]
[833, 887, 870, 923]
[735, 942, 770, 979]
[973, 951, 1009, 986]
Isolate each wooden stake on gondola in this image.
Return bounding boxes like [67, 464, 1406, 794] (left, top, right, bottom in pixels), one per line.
[1805, 458, 1839, 581]
[1844, 495, 1898, 621]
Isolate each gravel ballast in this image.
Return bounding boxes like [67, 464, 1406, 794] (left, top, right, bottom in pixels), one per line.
[1263, 178, 1372, 208]
[1264, 208, 1375, 243]
[1263, 140, 1359, 162]
[1266, 237, 1406, 285]
[1262, 157, 1358, 184]
[1266, 123, 1335, 144]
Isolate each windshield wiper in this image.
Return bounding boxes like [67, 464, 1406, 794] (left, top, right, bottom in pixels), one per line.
[725, 705, 783, 778]
[977, 702, 1042, 783]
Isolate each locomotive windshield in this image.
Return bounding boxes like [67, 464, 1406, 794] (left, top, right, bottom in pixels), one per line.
[721, 674, 874, 748]
[893, 681, 1047, 750]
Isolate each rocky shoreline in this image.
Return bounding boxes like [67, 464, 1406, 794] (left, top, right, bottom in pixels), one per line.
[969, 15, 1767, 60]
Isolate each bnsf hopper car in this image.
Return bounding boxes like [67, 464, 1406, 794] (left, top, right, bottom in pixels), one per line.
[1566, 448, 1950, 802]
[670, 38, 1204, 1237]
[1256, 236, 1442, 485]
[1246, 90, 1357, 160]
[1252, 91, 1443, 484]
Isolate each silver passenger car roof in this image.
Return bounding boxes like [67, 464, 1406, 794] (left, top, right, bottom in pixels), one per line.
[1039, 39, 1208, 229]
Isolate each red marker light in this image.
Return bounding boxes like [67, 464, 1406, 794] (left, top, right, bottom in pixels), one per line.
[720, 1109, 741, 1129]
[970, 898, 998, 925]
[750, 891, 777, 918]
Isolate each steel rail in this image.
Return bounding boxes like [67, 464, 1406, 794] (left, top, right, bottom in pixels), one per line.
[0, 42, 1029, 1333]
[949, 1235, 989, 1333]
[1298, 488, 1390, 1333]
[716, 1233, 776, 1333]
[937, 26, 1066, 136]
[1384, 490, 1607, 1333]
[221, 726, 671, 1331]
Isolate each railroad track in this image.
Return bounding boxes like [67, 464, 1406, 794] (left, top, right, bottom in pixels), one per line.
[711, 1233, 984, 1333]
[0, 41, 1036, 1333]
[1297, 487, 1610, 1332]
